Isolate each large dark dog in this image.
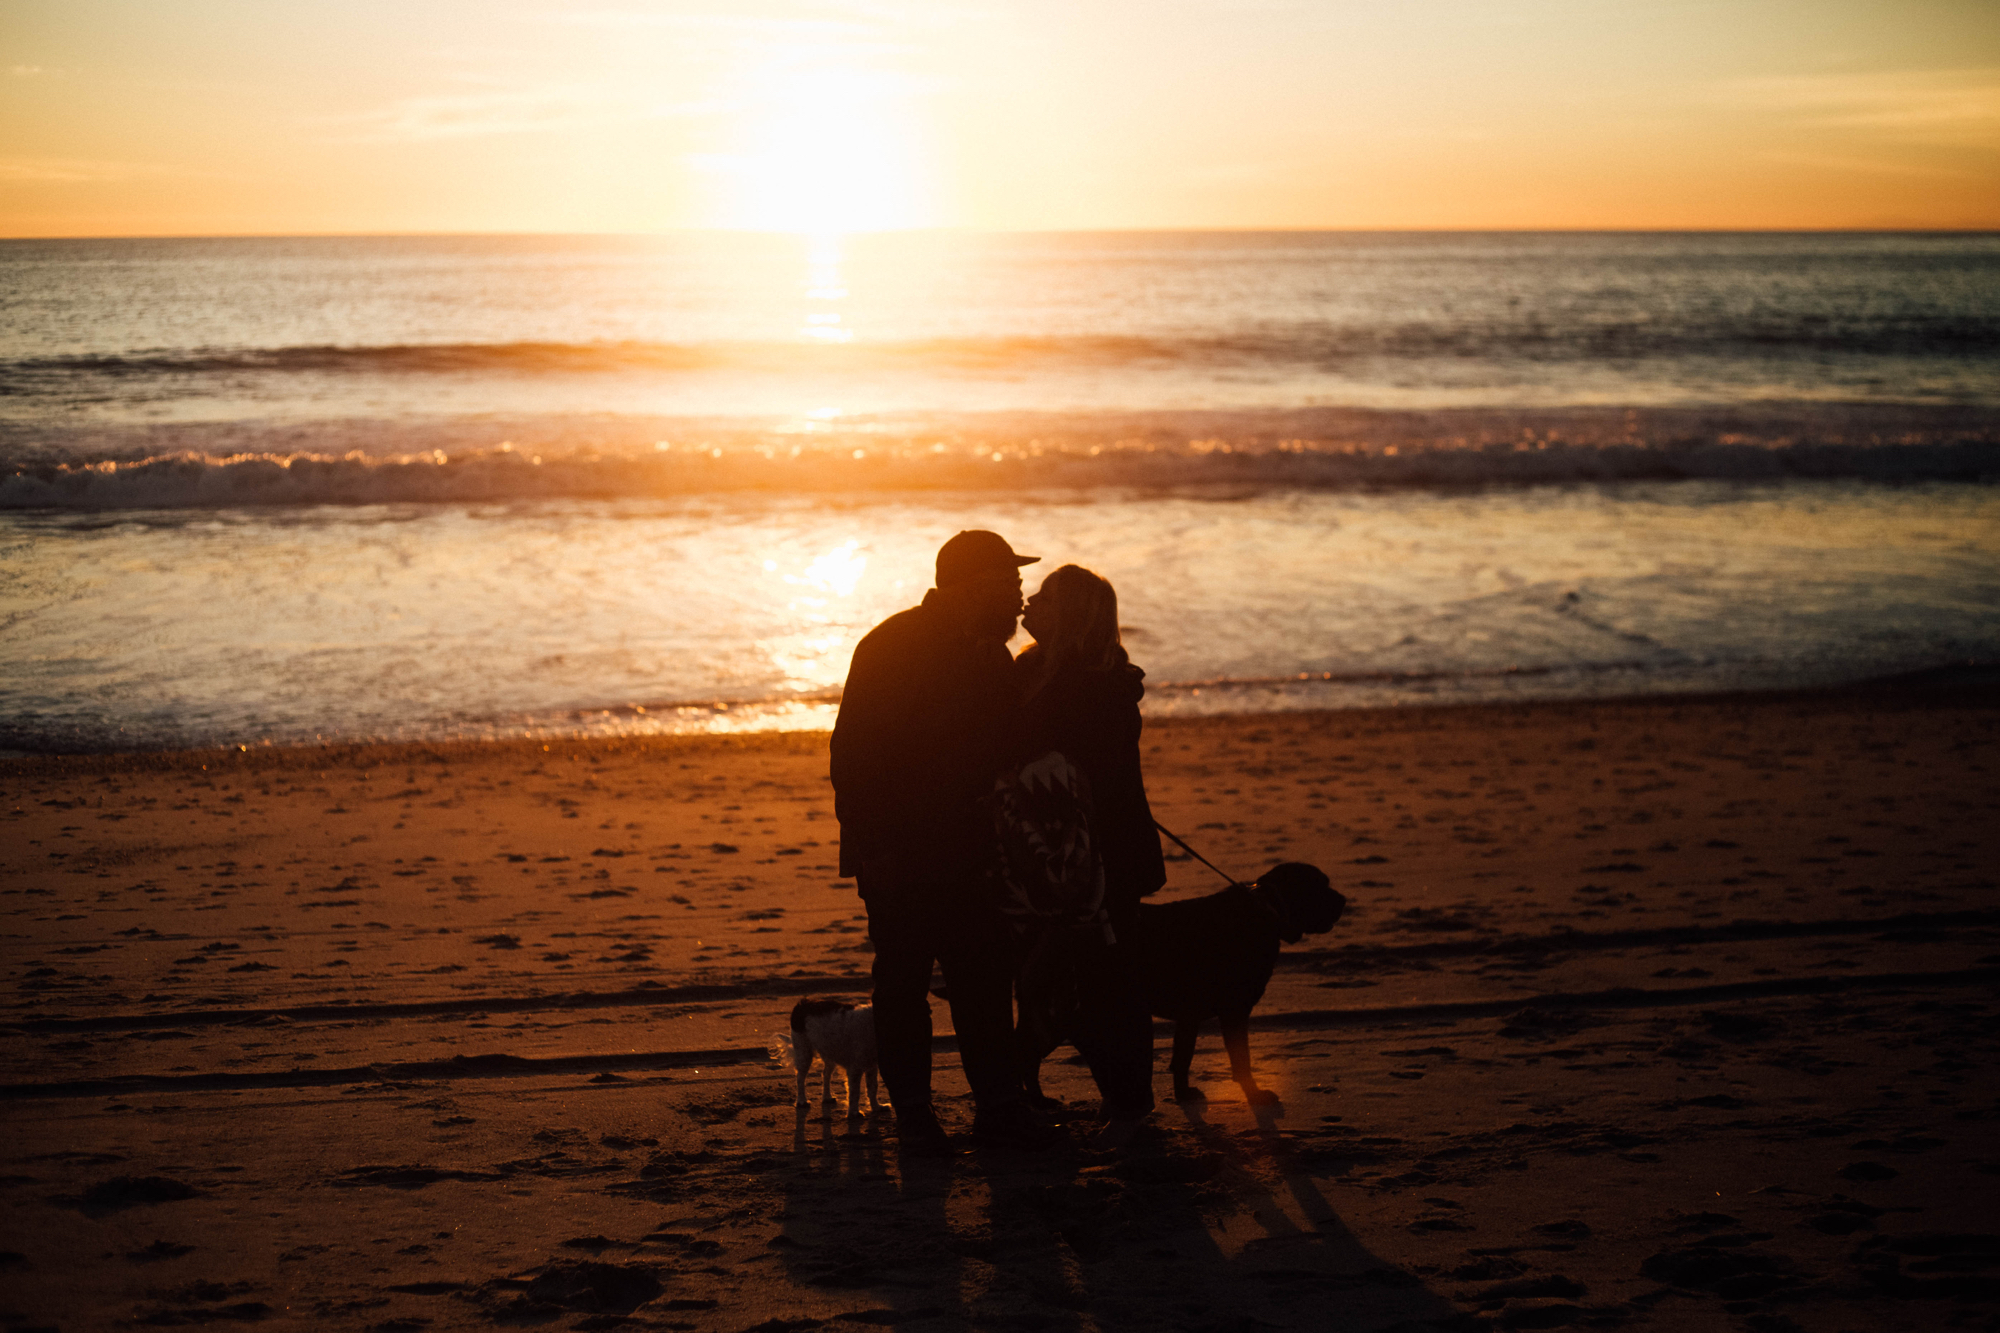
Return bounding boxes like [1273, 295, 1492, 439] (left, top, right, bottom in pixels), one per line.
[1022, 862, 1345, 1108]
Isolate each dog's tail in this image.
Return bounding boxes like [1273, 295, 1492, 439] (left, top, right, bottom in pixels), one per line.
[769, 1030, 811, 1073]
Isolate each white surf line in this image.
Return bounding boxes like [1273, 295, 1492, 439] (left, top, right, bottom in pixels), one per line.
[4, 963, 1995, 1102]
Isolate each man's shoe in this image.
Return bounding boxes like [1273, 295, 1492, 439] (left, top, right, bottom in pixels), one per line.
[1084, 1117, 1146, 1153]
[895, 1103, 956, 1158]
[971, 1103, 1063, 1151]
[900, 1130, 956, 1159]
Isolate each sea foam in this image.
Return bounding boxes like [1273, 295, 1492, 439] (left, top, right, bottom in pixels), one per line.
[6, 433, 1996, 510]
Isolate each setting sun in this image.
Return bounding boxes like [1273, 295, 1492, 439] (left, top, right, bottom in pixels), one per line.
[714, 63, 930, 234]
[4, 0, 1991, 235]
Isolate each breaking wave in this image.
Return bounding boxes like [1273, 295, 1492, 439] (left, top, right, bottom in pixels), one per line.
[7, 312, 1999, 385]
[7, 434, 1997, 510]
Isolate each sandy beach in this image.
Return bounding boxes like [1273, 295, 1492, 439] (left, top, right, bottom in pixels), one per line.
[3, 684, 1996, 1332]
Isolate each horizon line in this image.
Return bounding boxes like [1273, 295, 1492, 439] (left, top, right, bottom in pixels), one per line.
[5, 224, 2000, 243]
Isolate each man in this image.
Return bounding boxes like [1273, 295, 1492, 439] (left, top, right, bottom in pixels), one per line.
[830, 529, 1055, 1154]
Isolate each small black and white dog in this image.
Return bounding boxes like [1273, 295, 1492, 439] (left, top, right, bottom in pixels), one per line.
[1020, 861, 1346, 1109]
[771, 997, 883, 1119]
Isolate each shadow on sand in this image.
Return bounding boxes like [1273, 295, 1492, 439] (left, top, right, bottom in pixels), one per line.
[771, 1089, 1460, 1330]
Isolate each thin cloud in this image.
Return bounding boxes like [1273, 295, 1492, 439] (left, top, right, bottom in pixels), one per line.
[545, 1, 977, 35]
[0, 157, 180, 183]
[1728, 67, 2000, 148]
[1186, 161, 1280, 184]
[322, 84, 722, 142]
[547, 8, 871, 38]
[1757, 149, 1972, 179]
[324, 3, 943, 150]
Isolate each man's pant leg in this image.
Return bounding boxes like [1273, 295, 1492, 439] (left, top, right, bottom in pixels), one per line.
[935, 901, 1023, 1114]
[865, 902, 938, 1111]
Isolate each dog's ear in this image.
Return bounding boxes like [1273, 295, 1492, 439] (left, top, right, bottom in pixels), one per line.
[793, 997, 855, 1029]
[1262, 862, 1344, 935]
[1257, 862, 1321, 893]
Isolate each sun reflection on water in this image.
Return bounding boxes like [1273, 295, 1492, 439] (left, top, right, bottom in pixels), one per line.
[801, 233, 852, 344]
[754, 539, 873, 695]
[795, 538, 867, 597]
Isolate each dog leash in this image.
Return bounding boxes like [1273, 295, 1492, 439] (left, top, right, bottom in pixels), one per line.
[1152, 818, 1241, 888]
[1153, 818, 1297, 938]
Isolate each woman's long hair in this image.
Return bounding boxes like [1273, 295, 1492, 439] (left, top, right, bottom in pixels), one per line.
[1034, 564, 1126, 673]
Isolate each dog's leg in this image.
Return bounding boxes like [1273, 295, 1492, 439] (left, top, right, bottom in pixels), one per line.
[1220, 1012, 1279, 1106]
[865, 1066, 881, 1115]
[1023, 1060, 1053, 1109]
[795, 1035, 817, 1108]
[1170, 1020, 1204, 1102]
[820, 1056, 835, 1106]
[1020, 1023, 1061, 1110]
[844, 1064, 863, 1120]
[1014, 999, 1064, 1111]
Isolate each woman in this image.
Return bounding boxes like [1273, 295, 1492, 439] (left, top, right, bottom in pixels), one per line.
[1011, 563, 1166, 1145]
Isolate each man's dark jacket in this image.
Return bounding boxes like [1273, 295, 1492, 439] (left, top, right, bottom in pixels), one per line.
[830, 590, 1018, 882]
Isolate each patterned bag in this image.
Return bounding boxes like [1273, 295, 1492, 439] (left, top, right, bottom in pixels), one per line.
[990, 749, 1110, 1060]
[989, 750, 1110, 936]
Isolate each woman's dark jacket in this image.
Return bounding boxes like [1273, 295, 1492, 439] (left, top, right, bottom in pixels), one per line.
[1011, 647, 1168, 907]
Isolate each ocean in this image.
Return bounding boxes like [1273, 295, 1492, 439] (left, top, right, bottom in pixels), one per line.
[3, 231, 1997, 752]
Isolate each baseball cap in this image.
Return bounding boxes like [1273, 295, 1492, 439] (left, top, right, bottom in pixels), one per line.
[935, 530, 1039, 587]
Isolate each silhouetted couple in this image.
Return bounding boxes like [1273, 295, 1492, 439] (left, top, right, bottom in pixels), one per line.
[830, 530, 1164, 1155]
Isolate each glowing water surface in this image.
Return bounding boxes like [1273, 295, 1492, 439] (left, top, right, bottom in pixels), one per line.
[4, 479, 1995, 751]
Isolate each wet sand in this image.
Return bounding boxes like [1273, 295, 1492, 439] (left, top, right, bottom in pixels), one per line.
[2, 686, 1997, 1331]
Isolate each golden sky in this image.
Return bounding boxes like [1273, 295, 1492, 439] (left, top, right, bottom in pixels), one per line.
[3, 0, 1996, 236]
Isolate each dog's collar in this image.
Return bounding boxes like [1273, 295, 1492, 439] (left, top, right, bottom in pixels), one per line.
[1234, 880, 1299, 943]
